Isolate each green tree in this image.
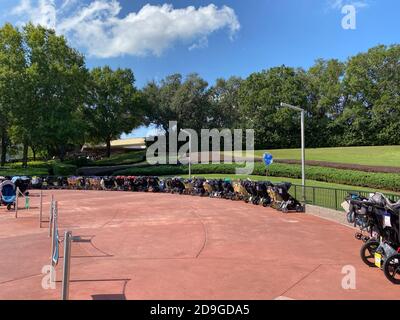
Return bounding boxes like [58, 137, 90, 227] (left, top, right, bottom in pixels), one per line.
[1, 23, 89, 165]
[208, 77, 243, 129]
[238, 66, 308, 149]
[84, 66, 143, 158]
[338, 45, 400, 146]
[305, 59, 346, 147]
[22, 24, 89, 162]
[142, 73, 213, 137]
[0, 23, 25, 166]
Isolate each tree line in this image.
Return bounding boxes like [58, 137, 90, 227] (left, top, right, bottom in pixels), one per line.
[1, 23, 399, 166]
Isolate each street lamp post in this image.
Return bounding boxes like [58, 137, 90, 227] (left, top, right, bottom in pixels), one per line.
[280, 103, 306, 205]
[181, 129, 192, 179]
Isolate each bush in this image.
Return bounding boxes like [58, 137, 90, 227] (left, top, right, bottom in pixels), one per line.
[64, 157, 94, 168]
[52, 163, 77, 176]
[94, 151, 146, 166]
[7, 161, 49, 169]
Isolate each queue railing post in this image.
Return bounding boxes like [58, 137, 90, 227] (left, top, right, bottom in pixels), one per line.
[61, 231, 72, 300]
[48, 195, 54, 238]
[39, 190, 43, 228]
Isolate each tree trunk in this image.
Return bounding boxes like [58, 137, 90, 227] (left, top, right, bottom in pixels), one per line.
[22, 143, 28, 168]
[59, 145, 66, 162]
[1, 129, 7, 167]
[32, 147, 36, 162]
[106, 138, 111, 158]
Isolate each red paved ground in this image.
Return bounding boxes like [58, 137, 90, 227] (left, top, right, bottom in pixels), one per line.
[0, 190, 400, 300]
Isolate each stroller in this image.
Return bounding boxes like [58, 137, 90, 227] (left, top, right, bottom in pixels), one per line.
[345, 193, 400, 284]
[256, 181, 273, 207]
[221, 179, 235, 199]
[269, 182, 304, 213]
[0, 180, 16, 210]
[159, 179, 167, 193]
[88, 177, 102, 190]
[203, 180, 214, 197]
[12, 176, 30, 196]
[183, 179, 194, 195]
[58, 176, 69, 189]
[101, 177, 117, 191]
[147, 177, 160, 192]
[193, 178, 206, 196]
[134, 177, 149, 192]
[171, 178, 185, 194]
[115, 176, 128, 191]
[232, 181, 250, 202]
[212, 180, 225, 198]
[244, 180, 259, 205]
[31, 176, 43, 189]
[46, 176, 58, 189]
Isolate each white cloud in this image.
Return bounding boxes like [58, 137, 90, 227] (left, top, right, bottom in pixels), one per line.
[9, 0, 240, 58]
[12, 0, 57, 28]
[328, 0, 369, 10]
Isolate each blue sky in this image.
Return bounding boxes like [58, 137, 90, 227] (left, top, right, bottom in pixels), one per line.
[1, 0, 399, 137]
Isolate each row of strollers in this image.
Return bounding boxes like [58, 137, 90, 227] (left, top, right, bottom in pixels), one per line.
[1, 175, 305, 213]
[344, 192, 400, 284]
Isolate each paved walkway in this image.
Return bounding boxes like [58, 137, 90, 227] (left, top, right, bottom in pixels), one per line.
[0, 190, 399, 300]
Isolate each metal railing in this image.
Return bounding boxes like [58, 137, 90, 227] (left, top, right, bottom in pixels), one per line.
[292, 184, 400, 211]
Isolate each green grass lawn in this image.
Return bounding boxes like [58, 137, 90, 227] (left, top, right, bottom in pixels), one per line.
[251, 146, 400, 167]
[93, 150, 146, 166]
[0, 166, 50, 176]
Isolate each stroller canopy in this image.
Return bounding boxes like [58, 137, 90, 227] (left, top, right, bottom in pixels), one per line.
[0, 180, 16, 204]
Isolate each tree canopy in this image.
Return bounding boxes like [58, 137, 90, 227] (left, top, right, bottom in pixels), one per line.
[0, 22, 399, 165]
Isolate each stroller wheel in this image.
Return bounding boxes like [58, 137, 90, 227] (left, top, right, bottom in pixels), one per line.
[282, 207, 289, 213]
[7, 204, 12, 211]
[383, 254, 400, 284]
[360, 240, 380, 268]
[296, 205, 305, 213]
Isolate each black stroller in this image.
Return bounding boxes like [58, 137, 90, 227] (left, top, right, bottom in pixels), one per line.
[171, 178, 185, 194]
[115, 176, 129, 191]
[256, 181, 272, 207]
[31, 176, 43, 189]
[222, 179, 235, 199]
[346, 193, 400, 284]
[12, 176, 30, 196]
[193, 178, 206, 196]
[135, 177, 149, 192]
[270, 182, 304, 213]
[244, 181, 259, 205]
[147, 177, 160, 192]
[101, 177, 116, 191]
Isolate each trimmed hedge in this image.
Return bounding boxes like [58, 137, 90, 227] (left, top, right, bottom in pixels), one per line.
[51, 163, 77, 176]
[93, 151, 146, 167]
[114, 162, 400, 192]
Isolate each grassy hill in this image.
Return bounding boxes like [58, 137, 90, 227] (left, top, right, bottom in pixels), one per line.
[253, 146, 400, 167]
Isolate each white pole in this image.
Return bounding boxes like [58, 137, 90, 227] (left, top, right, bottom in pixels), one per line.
[50, 201, 57, 261]
[280, 103, 306, 206]
[301, 110, 306, 205]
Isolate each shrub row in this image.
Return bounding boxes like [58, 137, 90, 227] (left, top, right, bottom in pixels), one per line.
[51, 163, 78, 176]
[114, 162, 400, 192]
